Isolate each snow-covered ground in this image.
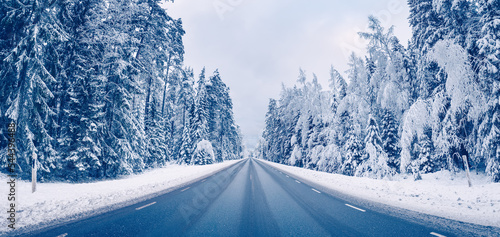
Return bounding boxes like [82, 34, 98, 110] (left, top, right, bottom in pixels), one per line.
[259, 159, 500, 228]
[0, 159, 241, 234]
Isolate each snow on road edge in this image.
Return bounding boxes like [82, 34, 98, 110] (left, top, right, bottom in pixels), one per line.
[0, 159, 241, 234]
[259, 159, 500, 228]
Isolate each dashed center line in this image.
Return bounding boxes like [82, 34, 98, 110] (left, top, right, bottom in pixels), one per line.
[180, 187, 190, 192]
[57, 234, 68, 237]
[295, 180, 301, 184]
[430, 232, 446, 237]
[135, 202, 156, 210]
[312, 188, 321, 194]
[345, 204, 366, 212]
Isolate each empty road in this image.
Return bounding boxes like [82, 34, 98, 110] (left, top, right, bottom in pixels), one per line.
[25, 158, 473, 236]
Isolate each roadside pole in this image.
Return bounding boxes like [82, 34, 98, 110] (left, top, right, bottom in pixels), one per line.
[32, 152, 37, 193]
[463, 155, 472, 187]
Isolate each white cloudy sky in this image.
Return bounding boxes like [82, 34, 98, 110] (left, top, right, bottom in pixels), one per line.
[162, 0, 412, 150]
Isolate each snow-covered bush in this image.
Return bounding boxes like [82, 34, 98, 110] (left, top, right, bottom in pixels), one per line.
[191, 140, 216, 165]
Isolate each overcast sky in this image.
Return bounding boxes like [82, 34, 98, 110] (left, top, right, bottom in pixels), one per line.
[162, 0, 412, 150]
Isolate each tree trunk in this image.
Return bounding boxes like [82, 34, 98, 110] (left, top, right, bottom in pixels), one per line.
[161, 55, 172, 117]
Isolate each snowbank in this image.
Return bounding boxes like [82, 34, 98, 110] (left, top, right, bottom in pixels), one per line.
[0, 160, 241, 234]
[259, 159, 500, 228]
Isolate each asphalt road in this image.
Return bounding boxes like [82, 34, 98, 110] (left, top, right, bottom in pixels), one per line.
[25, 158, 466, 236]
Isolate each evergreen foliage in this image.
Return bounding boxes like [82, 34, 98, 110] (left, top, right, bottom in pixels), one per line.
[0, 0, 242, 181]
[257, 1, 500, 182]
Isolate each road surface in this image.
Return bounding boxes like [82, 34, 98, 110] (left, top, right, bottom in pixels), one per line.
[25, 158, 469, 236]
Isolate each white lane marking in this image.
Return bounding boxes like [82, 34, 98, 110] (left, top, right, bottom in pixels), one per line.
[295, 180, 301, 184]
[286, 175, 289, 178]
[430, 232, 446, 237]
[135, 202, 156, 210]
[57, 234, 68, 237]
[201, 179, 206, 183]
[180, 187, 190, 192]
[345, 204, 366, 212]
[312, 188, 321, 194]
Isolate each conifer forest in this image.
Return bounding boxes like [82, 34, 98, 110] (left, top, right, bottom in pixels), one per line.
[0, 0, 243, 181]
[257, 0, 500, 182]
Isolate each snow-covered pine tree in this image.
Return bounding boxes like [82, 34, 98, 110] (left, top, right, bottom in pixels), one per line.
[2, 0, 69, 179]
[179, 120, 194, 165]
[205, 70, 223, 161]
[360, 114, 393, 178]
[177, 69, 196, 134]
[341, 124, 365, 176]
[217, 80, 241, 161]
[78, 0, 151, 177]
[476, 0, 500, 182]
[145, 93, 169, 167]
[328, 66, 347, 113]
[380, 110, 400, 171]
[192, 68, 210, 148]
[477, 0, 500, 87]
[297, 68, 307, 85]
[171, 68, 195, 159]
[418, 128, 434, 174]
[407, 0, 445, 54]
[406, 127, 433, 181]
[56, 0, 111, 181]
[262, 99, 281, 163]
[275, 95, 298, 165]
[432, 0, 474, 48]
[132, 0, 183, 123]
[303, 114, 315, 169]
[485, 107, 500, 182]
[160, 19, 185, 119]
[0, 1, 22, 172]
[191, 140, 215, 165]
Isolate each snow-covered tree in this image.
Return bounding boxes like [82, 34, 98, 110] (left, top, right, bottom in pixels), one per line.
[257, 3, 500, 182]
[2, 0, 68, 179]
[476, 0, 500, 182]
[359, 115, 393, 178]
[192, 68, 209, 143]
[328, 66, 347, 112]
[191, 140, 215, 165]
[484, 108, 500, 182]
[408, 0, 445, 53]
[0, 0, 242, 181]
[341, 125, 365, 176]
[179, 123, 194, 165]
[380, 110, 400, 171]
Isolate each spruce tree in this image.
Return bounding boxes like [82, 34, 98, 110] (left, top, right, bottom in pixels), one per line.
[380, 110, 400, 171]
[2, 0, 68, 179]
[408, 0, 445, 53]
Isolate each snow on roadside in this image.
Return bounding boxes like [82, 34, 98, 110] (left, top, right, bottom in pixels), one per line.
[0, 160, 241, 234]
[259, 159, 500, 228]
